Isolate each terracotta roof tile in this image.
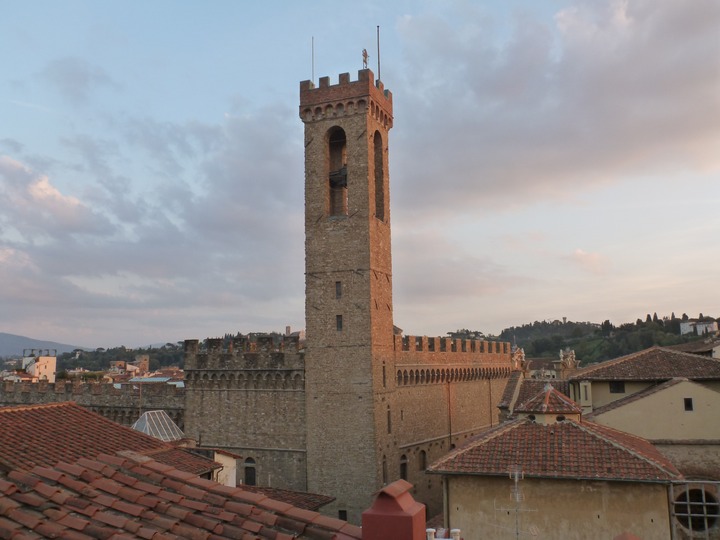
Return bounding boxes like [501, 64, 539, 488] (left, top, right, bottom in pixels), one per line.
[428, 417, 681, 482]
[239, 485, 335, 512]
[0, 403, 218, 477]
[512, 379, 571, 413]
[514, 383, 582, 415]
[570, 346, 720, 381]
[0, 448, 362, 540]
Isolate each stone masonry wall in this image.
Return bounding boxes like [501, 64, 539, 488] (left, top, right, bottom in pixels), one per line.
[0, 380, 185, 428]
[183, 336, 307, 490]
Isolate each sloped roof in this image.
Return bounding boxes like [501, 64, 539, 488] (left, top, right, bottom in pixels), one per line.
[132, 410, 184, 442]
[0, 402, 218, 476]
[569, 346, 720, 381]
[514, 379, 571, 410]
[240, 485, 335, 512]
[666, 338, 720, 355]
[0, 451, 361, 540]
[498, 371, 522, 410]
[428, 418, 681, 482]
[515, 383, 582, 415]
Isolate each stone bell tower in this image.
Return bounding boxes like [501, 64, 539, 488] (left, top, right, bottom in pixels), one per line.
[300, 68, 395, 522]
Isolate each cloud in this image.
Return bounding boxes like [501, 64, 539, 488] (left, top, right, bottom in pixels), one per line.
[392, 0, 720, 220]
[41, 57, 119, 105]
[568, 248, 607, 274]
[0, 156, 114, 239]
[0, 97, 306, 345]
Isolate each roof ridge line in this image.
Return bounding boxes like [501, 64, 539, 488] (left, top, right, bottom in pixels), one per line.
[574, 421, 680, 478]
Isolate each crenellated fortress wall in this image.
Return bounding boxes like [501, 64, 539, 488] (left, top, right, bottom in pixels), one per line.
[182, 335, 307, 491]
[0, 380, 185, 428]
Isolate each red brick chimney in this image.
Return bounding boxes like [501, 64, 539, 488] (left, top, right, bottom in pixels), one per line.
[361, 480, 426, 540]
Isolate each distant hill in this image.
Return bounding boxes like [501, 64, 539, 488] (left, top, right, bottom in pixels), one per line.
[0, 332, 85, 357]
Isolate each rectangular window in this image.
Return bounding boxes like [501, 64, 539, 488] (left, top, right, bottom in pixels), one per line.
[684, 397, 694, 411]
[583, 385, 588, 401]
[609, 381, 625, 394]
[335, 281, 342, 299]
[338, 510, 347, 521]
[336, 315, 343, 331]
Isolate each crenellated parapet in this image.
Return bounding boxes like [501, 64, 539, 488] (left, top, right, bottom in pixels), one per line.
[0, 380, 185, 427]
[299, 69, 392, 128]
[183, 337, 305, 391]
[393, 335, 516, 386]
[1, 379, 184, 398]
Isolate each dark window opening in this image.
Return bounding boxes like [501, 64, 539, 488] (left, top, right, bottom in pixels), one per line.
[335, 281, 342, 299]
[400, 455, 408, 480]
[609, 381, 626, 394]
[328, 128, 348, 216]
[338, 510, 348, 521]
[419, 450, 427, 471]
[387, 406, 391, 434]
[382, 456, 388, 484]
[684, 398, 694, 411]
[336, 315, 343, 331]
[675, 489, 719, 531]
[244, 458, 256, 486]
[373, 131, 385, 221]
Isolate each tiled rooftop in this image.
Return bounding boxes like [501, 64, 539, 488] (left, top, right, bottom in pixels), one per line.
[497, 371, 522, 410]
[0, 451, 362, 540]
[514, 379, 571, 411]
[0, 403, 218, 476]
[428, 417, 681, 482]
[569, 346, 720, 381]
[239, 485, 335, 512]
[666, 338, 720, 355]
[514, 383, 582, 415]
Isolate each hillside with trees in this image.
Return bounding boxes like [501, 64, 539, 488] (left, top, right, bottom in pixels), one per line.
[494, 312, 718, 365]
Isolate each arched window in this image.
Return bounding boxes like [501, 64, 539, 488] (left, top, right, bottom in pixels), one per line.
[400, 455, 408, 480]
[418, 450, 427, 471]
[244, 458, 256, 486]
[373, 131, 385, 220]
[328, 127, 348, 216]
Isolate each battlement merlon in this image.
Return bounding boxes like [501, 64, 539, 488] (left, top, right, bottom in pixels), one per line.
[299, 69, 393, 119]
[394, 334, 516, 364]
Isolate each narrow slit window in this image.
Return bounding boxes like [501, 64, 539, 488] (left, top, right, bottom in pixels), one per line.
[335, 281, 342, 299]
[336, 315, 343, 331]
[400, 455, 408, 480]
[328, 128, 348, 216]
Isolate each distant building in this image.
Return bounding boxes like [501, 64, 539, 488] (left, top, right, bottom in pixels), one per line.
[22, 348, 56, 383]
[680, 319, 719, 336]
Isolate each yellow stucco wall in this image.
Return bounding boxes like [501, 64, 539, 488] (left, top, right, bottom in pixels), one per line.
[593, 380, 720, 440]
[445, 475, 671, 540]
[590, 381, 652, 409]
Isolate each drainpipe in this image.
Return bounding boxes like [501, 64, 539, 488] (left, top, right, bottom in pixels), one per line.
[443, 476, 450, 530]
[446, 382, 452, 448]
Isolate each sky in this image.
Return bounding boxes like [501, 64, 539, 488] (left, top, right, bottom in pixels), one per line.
[1, 0, 719, 348]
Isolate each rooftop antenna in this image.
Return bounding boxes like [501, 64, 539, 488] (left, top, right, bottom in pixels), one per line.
[376, 25, 381, 82]
[311, 36, 315, 83]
